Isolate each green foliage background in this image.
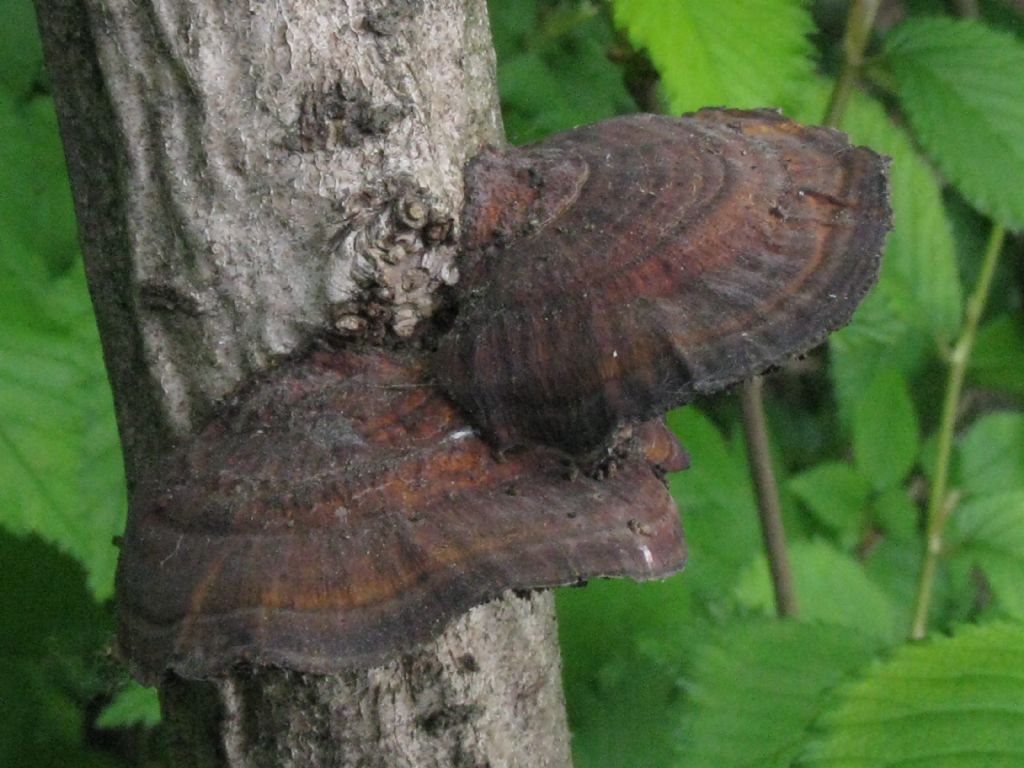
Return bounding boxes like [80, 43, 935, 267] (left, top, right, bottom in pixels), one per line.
[2, 0, 1023, 765]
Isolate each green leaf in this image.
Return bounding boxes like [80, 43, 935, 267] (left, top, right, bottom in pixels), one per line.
[96, 683, 162, 729]
[734, 539, 900, 643]
[0, 530, 119, 768]
[0, 0, 45, 97]
[611, 0, 816, 114]
[971, 315, 1024, 398]
[828, 289, 931, 426]
[0, 233, 54, 334]
[569, 655, 684, 768]
[862, 538, 923, 632]
[802, 622, 1024, 767]
[0, 90, 79, 276]
[863, 537, 976, 639]
[558, 577, 698, 768]
[872, 487, 920, 541]
[852, 369, 920, 491]
[0, 265, 127, 599]
[667, 408, 762, 596]
[949, 492, 1024, 618]
[958, 412, 1024, 497]
[678, 620, 883, 768]
[1, 664, 124, 768]
[558, 576, 697, 685]
[0, 529, 110, 661]
[486, 0, 538, 56]
[789, 462, 871, 544]
[491, 2, 636, 143]
[882, 18, 1024, 228]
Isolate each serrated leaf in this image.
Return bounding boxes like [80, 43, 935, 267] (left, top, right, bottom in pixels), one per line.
[734, 539, 900, 643]
[611, 0, 816, 114]
[96, 683, 161, 729]
[852, 369, 920, 491]
[789, 461, 871, 544]
[802, 622, 1024, 767]
[882, 17, 1024, 228]
[0, 265, 127, 599]
[949, 492, 1024, 618]
[678, 620, 883, 768]
[958, 412, 1024, 497]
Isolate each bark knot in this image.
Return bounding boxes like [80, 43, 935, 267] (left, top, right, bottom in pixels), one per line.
[327, 178, 457, 339]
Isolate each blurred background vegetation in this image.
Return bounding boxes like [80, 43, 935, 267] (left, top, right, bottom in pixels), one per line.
[2, 1, 1023, 766]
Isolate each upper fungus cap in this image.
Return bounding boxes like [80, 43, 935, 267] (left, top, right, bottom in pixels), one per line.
[437, 108, 891, 455]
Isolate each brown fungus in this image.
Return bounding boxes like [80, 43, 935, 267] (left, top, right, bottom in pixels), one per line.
[116, 348, 685, 683]
[436, 109, 891, 455]
[116, 108, 891, 683]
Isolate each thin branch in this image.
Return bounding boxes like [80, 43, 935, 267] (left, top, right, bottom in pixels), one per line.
[910, 224, 1006, 639]
[823, 0, 882, 127]
[738, 0, 884, 620]
[740, 377, 799, 618]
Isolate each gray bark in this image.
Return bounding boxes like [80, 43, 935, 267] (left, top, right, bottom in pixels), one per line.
[33, 0, 573, 764]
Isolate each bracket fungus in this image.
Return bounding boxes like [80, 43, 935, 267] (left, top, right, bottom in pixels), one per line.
[437, 108, 891, 455]
[116, 108, 890, 683]
[117, 349, 687, 683]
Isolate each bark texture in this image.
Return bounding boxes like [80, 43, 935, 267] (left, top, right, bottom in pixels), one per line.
[161, 592, 569, 768]
[34, 0, 573, 764]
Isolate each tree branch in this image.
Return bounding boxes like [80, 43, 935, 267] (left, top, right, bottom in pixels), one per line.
[740, 378, 799, 618]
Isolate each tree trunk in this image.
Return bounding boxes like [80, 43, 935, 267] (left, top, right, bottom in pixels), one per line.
[33, 0, 573, 764]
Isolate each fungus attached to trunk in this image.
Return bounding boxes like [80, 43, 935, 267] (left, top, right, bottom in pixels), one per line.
[437, 108, 891, 456]
[115, 109, 890, 683]
[117, 348, 686, 683]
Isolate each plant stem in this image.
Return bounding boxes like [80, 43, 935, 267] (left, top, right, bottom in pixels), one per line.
[740, 378, 799, 618]
[738, 0, 886, 620]
[909, 224, 1006, 639]
[823, 0, 882, 127]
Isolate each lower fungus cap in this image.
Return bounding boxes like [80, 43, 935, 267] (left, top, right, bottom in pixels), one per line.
[116, 348, 686, 683]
